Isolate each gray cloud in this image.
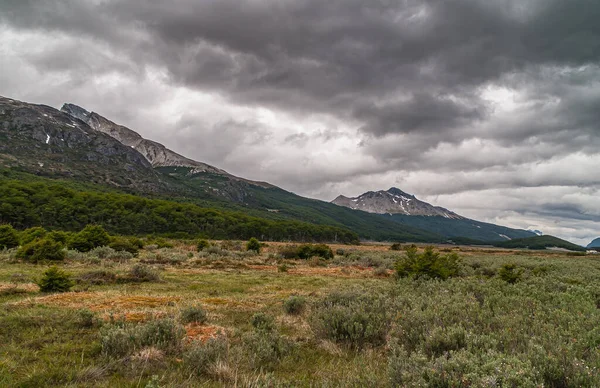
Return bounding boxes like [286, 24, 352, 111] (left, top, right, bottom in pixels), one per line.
[1, 0, 599, 244]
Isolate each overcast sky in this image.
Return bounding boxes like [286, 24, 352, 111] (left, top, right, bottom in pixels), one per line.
[1, 0, 599, 245]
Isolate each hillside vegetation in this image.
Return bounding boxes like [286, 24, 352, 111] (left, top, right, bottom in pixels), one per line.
[492, 235, 586, 251]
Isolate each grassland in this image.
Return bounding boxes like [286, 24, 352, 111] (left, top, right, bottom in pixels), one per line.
[1, 241, 599, 387]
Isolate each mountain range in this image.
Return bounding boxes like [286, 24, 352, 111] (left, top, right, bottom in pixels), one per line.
[1, 94, 577, 246]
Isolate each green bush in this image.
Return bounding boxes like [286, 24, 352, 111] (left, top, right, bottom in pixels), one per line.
[283, 296, 306, 315]
[395, 245, 461, 280]
[76, 309, 101, 328]
[0, 224, 19, 249]
[246, 237, 261, 253]
[47, 230, 71, 244]
[390, 243, 403, 251]
[124, 264, 161, 283]
[69, 225, 110, 252]
[180, 306, 208, 324]
[251, 312, 276, 332]
[109, 237, 140, 256]
[36, 266, 75, 292]
[16, 238, 65, 262]
[279, 244, 334, 260]
[243, 328, 291, 369]
[310, 291, 391, 348]
[197, 239, 210, 251]
[20, 226, 47, 245]
[101, 319, 185, 358]
[498, 263, 523, 284]
[183, 337, 228, 376]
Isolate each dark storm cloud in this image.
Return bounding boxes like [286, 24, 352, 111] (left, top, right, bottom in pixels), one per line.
[2, 0, 599, 141]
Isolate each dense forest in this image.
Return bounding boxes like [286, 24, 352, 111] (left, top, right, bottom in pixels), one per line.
[0, 179, 359, 243]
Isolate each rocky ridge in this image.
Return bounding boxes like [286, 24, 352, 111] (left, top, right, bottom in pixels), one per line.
[333, 187, 463, 219]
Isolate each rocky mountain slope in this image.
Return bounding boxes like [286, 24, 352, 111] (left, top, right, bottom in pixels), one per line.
[333, 187, 463, 218]
[0, 96, 162, 191]
[333, 187, 535, 241]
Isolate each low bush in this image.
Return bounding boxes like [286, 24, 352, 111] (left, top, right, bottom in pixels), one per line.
[109, 237, 140, 256]
[498, 263, 523, 284]
[16, 238, 65, 262]
[197, 239, 211, 251]
[251, 312, 276, 332]
[69, 225, 110, 253]
[19, 226, 47, 245]
[279, 244, 334, 260]
[310, 291, 391, 348]
[47, 230, 71, 244]
[395, 245, 461, 280]
[283, 295, 306, 315]
[243, 328, 291, 369]
[37, 266, 75, 292]
[123, 264, 161, 283]
[76, 309, 101, 328]
[77, 270, 118, 285]
[0, 224, 19, 249]
[246, 237, 261, 253]
[183, 337, 228, 376]
[100, 319, 185, 358]
[390, 243, 403, 251]
[180, 306, 208, 325]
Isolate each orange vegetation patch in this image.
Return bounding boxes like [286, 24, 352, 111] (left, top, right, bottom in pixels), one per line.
[14, 292, 180, 312]
[0, 282, 39, 293]
[101, 311, 168, 323]
[185, 323, 226, 343]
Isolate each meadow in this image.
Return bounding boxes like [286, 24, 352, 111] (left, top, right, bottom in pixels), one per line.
[1, 238, 599, 387]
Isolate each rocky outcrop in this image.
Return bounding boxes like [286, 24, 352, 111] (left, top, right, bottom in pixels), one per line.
[332, 187, 463, 218]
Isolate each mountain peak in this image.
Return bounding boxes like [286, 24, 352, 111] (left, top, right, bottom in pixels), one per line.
[332, 187, 462, 219]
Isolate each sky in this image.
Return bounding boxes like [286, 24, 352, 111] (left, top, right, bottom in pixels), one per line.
[1, 0, 599, 245]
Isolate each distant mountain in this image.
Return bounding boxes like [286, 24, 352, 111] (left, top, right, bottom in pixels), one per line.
[333, 187, 462, 218]
[493, 235, 585, 252]
[332, 187, 535, 242]
[587, 238, 600, 249]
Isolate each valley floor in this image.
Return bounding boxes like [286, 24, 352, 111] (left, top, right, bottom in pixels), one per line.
[1, 242, 599, 387]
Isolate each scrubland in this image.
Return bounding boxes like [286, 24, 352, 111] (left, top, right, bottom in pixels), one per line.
[1, 239, 599, 387]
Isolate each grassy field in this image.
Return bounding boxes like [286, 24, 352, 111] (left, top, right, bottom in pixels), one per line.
[1, 241, 599, 387]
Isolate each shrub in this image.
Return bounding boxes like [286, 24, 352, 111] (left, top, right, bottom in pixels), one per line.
[246, 237, 261, 253]
[124, 264, 161, 283]
[184, 337, 228, 376]
[19, 226, 48, 245]
[101, 319, 185, 358]
[390, 243, 403, 251]
[16, 238, 65, 262]
[395, 245, 461, 280]
[36, 266, 75, 292]
[101, 326, 134, 358]
[243, 329, 291, 369]
[77, 309, 101, 328]
[69, 225, 110, 252]
[180, 306, 208, 325]
[0, 224, 19, 249]
[47, 230, 71, 244]
[283, 295, 306, 315]
[251, 313, 276, 332]
[498, 263, 523, 284]
[197, 239, 210, 251]
[277, 264, 289, 273]
[279, 244, 334, 260]
[109, 237, 140, 256]
[310, 291, 391, 348]
[77, 270, 118, 285]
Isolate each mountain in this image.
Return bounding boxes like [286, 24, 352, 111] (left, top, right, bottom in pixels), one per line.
[333, 187, 462, 218]
[0, 96, 163, 191]
[332, 187, 535, 242]
[587, 238, 600, 249]
[492, 235, 585, 252]
[0, 95, 446, 242]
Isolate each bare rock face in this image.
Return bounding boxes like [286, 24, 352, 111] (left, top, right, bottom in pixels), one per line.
[332, 187, 463, 218]
[61, 104, 228, 174]
[0, 96, 160, 190]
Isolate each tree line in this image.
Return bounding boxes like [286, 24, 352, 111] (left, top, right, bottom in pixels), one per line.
[0, 179, 359, 243]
